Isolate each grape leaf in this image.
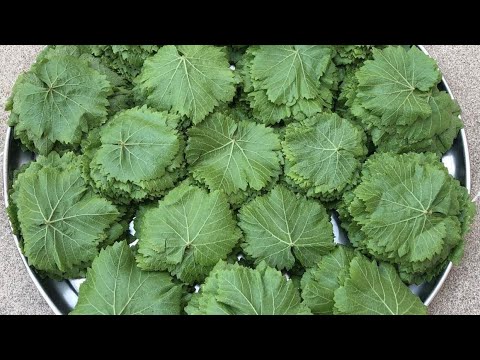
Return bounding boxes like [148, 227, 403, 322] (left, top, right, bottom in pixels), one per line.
[186, 261, 311, 315]
[356, 46, 441, 126]
[301, 246, 356, 314]
[334, 256, 427, 315]
[15, 157, 119, 277]
[283, 113, 367, 199]
[186, 112, 281, 194]
[134, 45, 237, 123]
[239, 185, 334, 270]
[136, 184, 242, 283]
[71, 241, 182, 315]
[13, 55, 111, 154]
[91, 107, 180, 183]
[251, 45, 332, 105]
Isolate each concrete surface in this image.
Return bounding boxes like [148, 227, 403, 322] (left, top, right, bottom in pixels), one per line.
[0, 45, 478, 315]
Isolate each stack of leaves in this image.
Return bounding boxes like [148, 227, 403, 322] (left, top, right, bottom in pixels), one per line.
[240, 45, 339, 124]
[7, 152, 122, 279]
[332, 45, 376, 67]
[34, 45, 136, 115]
[83, 106, 185, 204]
[301, 246, 427, 315]
[186, 261, 312, 315]
[350, 45, 462, 155]
[339, 152, 476, 284]
[134, 45, 238, 124]
[6, 48, 112, 155]
[135, 183, 242, 284]
[88, 45, 160, 83]
[283, 113, 368, 200]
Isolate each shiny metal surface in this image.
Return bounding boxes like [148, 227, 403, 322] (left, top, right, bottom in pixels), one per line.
[2, 45, 471, 314]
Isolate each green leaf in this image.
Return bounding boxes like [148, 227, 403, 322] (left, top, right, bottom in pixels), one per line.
[251, 45, 332, 105]
[71, 241, 182, 315]
[301, 246, 356, 314]
[13, 54, 111, 154]
[14, 153, 119, 278]
[334, 256, 427, 315]
[283, 113, 367, 199]
[135, 45, 237, 123]
[91, 107, 180, 183]
[136, 184, 242, 283]
[239, 185, 334, 270]
[186, 261, 311, 315]
[356, 46, 441, 126]
[186, 112, 281, 194]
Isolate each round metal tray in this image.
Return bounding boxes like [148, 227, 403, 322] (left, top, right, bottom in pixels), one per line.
[2, 45, 471, 315]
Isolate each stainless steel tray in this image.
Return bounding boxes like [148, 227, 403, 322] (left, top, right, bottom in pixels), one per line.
[2, 45, 471, 315]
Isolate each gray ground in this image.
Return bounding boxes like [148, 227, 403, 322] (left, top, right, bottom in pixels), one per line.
[0, 45, 478, 315]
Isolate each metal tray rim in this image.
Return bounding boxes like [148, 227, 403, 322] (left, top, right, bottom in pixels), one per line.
[418, 45, 471, 306]
[2, 45, 471, 314]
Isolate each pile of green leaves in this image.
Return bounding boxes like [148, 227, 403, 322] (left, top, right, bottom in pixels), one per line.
[6, 45, 476, 315]
[82, 106, 186, 203]
[301, 246, 427, 314]
[338, 152, 476, 284]
[88, 45, 160, 83]
[340, 46, 463, 155]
